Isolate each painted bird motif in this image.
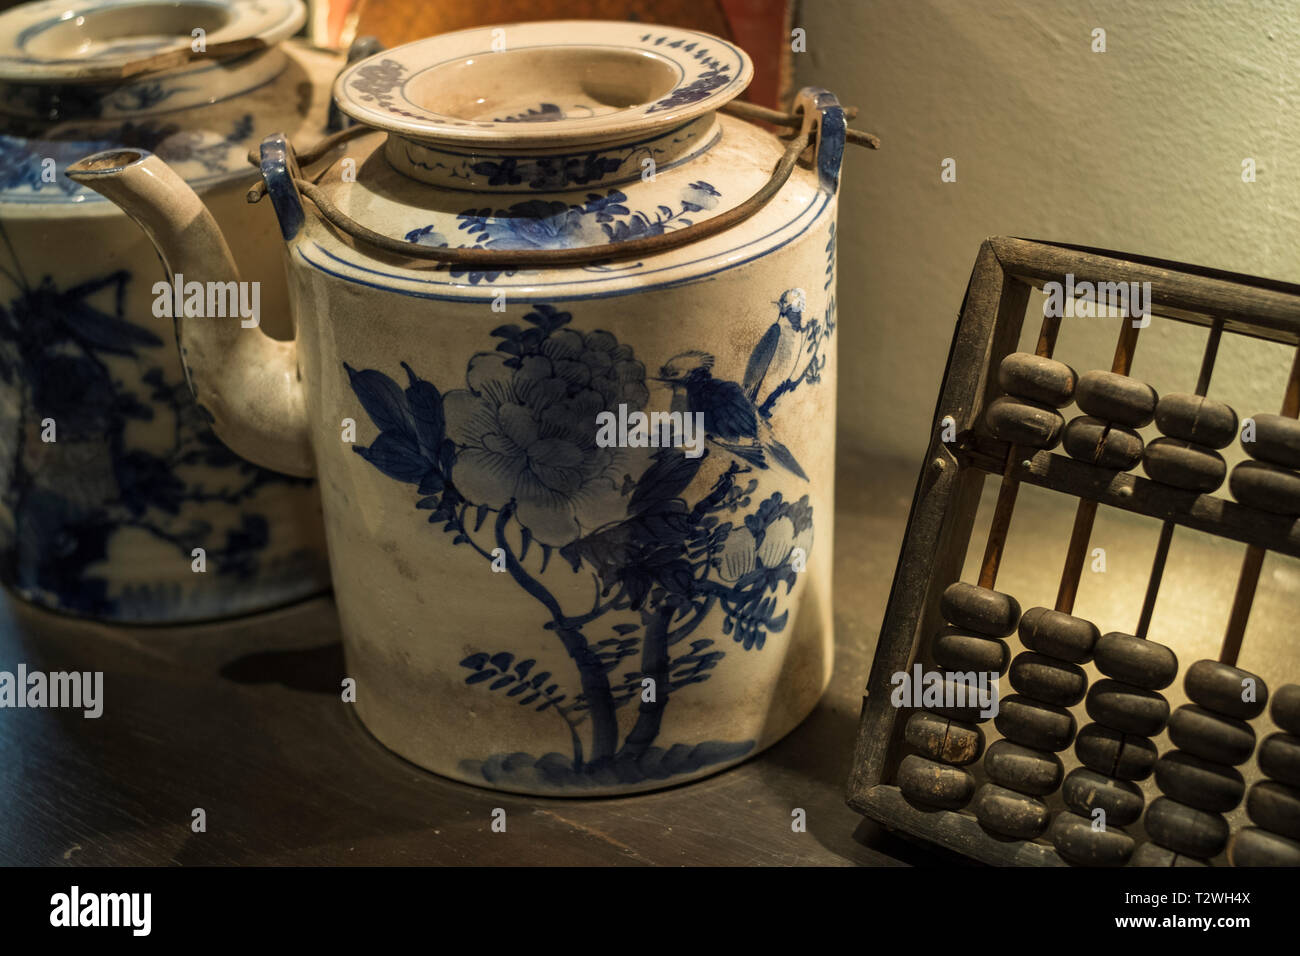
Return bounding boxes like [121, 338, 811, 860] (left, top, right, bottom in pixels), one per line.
[656, 348, 808, 480]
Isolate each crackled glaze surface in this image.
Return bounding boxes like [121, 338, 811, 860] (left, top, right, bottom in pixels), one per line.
[0, 0, 337, 621]
[284, 50, 844, 790]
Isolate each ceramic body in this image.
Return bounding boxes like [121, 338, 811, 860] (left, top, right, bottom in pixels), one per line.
[0, 0, 336, 621]
[76, 21, 845, 794]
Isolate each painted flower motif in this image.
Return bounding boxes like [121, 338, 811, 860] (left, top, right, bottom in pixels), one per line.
[717, 492, 814, 583]
[442, 329, 650, 546]
[681, 181, 721, 213]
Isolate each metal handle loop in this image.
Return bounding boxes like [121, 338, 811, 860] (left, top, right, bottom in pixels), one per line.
[247, 100, 878, 267]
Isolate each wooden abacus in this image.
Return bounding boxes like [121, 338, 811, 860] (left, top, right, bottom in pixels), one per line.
[847, 238, 1300, 866]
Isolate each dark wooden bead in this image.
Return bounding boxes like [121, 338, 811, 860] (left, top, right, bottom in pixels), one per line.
[897, 754, 975, 810]
[1144, 797, 1230, 858]
[1185, 659, 1268, 720]
[927, 675, 995, 723]
[1075, 722, 1158, 780]
[1242, 413, 1300, 468]
[972, 783, 1049, 839]
[1155, 752, 1245, 812]
[1008, 652, 1086, 706]
[998, 352, 1077, 408]
[1049, 811, 1135, 867]
[1085, 679, 1170, 736]
[931, 627, 1009, 674]
[1230, 460, 1300, 516]
[940, 582, 1020, 638]
[995, 695, 1076, 752]
[1246, 781, 1300, 840]
[1228, 827, 1300, 867]
[1075, 370, 1157, 427]
[1061, 767, 1145, 826]
[1167, 705, 1256, 766]
[1129, 842, 1208, 867]
[904, 711, 985, 766]
[1258, 733, 1300, 788]
[983, 738, 1063, 795]
[1142, 438, 1226, 493]
[1017, 606, 1099, 663]
[1272, 684, 1300, 735]
[1094, 632, 1178, 690]
[986, 395, 1064, 448]
[1062, 416, 1144, 470]
[1155, 393, 1238, 449]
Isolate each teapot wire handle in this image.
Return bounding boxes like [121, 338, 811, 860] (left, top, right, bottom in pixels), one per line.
[245, 97, 878, 268]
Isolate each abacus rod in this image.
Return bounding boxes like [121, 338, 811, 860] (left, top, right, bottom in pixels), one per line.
[1135, 520, 1175, 640]
[1220, 548, 1264, 667]
[1134, 320, 1224, 640]
[1055, 317, 1142, 612]
[977, 452, 1021, 590]
[1055, 499, 1097, 614]
[1036, 312, 1062, 358]
[1194, 320, 1225, 398]
[1111, 319, 1141, 377]
[1219, 344, 1300, 665]
[976, 307, 1061, 590]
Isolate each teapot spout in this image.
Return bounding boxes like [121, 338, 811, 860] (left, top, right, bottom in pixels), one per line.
[67, 149, 314, 478]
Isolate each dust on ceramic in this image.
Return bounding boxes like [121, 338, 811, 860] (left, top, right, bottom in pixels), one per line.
[71, 20, 846, 794]
[0, 0, 338, 621]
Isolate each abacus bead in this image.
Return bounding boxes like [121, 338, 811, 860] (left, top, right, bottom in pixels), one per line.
[1155, 394, 1239, 449]
[1094, 632, 1178, 690]
[931, 627, 1009, 674]
[1258, 733, 1300, 788]
[1085, 679, 1170, 736]
[1075, 723, 1158, 780]
[1185, 660, 1268, 720]
[972, 784, 1049, 839]
[1142, 438, 1226, 493]
[983, 739, 1064, 795]
[1228, 827, 1300, 867]
[1144, 797, 1230, 858]
[1008, 652, 1087, 706]
[1017, 607, 1099, 663]
[1129, 842, 1208, 867]
[986, 395, 1064, 448]
[897, 754, 975, 810]
[1166, 705, 1256, 766]
[904, 711, 985, 766]
[1154, 752, 1245, 812]
[998, 352, 1077, 408]
[1049, 812, 1135, 867]
[1272, 684, 1300, 735]
[929, 677, 992, 723]
[1062, 416, 1144, 470]
[940, 583, 1020, 637]
[995, 695, 1076, 751]
[1246, 781, 1300, 840]
[1061, 767, 1145, 826]
[1075, 370, 1157, 427]
[1243, 413, 1300, 468]
[1230, 460, 1300, 516]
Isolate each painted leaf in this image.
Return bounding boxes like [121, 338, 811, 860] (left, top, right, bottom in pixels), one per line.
[345, 364, 412, 436]
[353, 432, 427, 483]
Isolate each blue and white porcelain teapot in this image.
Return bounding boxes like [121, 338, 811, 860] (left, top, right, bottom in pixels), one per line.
[72, 20, 869, 794]
[0, 0, 342, 621]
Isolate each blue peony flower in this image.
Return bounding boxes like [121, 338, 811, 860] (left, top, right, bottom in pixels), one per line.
[442, 328, 650, 546]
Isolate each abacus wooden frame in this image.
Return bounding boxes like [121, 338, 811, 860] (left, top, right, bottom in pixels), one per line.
[845, 236, 1300, 866]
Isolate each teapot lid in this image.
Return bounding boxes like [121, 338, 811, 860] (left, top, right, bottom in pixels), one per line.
[0, 0, 305, 84]
[333, 21, 753, 150]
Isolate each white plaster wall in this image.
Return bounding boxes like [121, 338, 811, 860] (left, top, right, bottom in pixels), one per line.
[796, 0, 1300, 460]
